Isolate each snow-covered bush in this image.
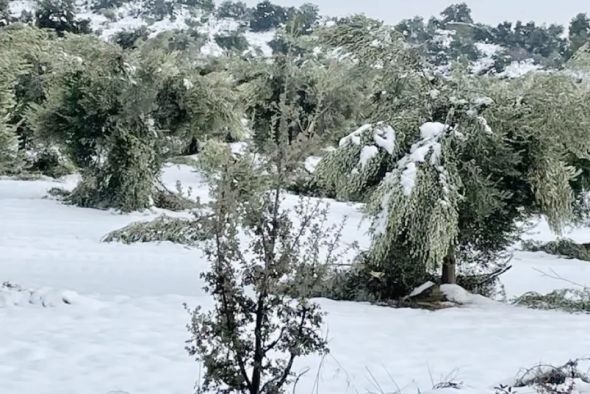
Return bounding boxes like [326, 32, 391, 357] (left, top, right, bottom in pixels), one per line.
[35, 0, 91, 35]
[514, 289, 590, 313]
[103, 215, 211, 245]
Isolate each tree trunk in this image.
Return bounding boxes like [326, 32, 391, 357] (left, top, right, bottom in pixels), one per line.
[441, 247, 457, 284]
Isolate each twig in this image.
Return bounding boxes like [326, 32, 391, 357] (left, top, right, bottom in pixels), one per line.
[532, 268, 588, 289]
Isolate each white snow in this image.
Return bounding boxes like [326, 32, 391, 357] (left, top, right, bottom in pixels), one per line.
[400, 162, 418, 196]
[358, 145, 379, 168]
[433, 29, 455, 49]
[501, 59, 542, 78]
[420, 122, 447, 140]
[339, 123, 372, 147]
[304, 155, 322, 173]
[471, 42, 503, 75]
[372, 124, 396, 155]
[2, 165, 590, 393]
[408, 281, 436, 298]
[440, 284, 495, 306]
[8, 0, 276, 58]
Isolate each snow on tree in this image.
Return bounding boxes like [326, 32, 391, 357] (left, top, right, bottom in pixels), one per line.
[313, 71, 590, 299]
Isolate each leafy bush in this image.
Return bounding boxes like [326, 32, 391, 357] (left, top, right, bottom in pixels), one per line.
[35, 0, 92, 35]
[28, 147, 76, 178]
[112, 26, 150, 49]
[249, 0, 289, 32]
[91, 0, 124, 11]
[214, 31, 249, 52]
[144, 0, 175, 21]
[153, 187, 199, 211]
[216, 0, 249, 20]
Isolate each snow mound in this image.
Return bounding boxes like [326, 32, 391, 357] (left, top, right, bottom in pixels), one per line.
[304, 156, 322, 173]
[501, 59, 542, 78]
[0, 283, 100, 308]
[408, 281, 436, 298]
[440, 284, 495, 306]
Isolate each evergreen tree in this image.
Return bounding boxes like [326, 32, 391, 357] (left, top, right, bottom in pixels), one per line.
[35, 0, 91, 35]
[0, 0, 10, 26]
[249, 1, 289, 32]
[440, 3, 473, 25]
[569, 13, 590, 55]
[217, 0, 249, 20]
[0, 58, 22, 175]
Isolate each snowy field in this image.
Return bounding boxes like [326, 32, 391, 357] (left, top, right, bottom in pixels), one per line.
[2, 164, 590, 394]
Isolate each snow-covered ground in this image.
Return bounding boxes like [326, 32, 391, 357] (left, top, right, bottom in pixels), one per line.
[8, 0, 275, 57]
[2, 164, 590, 394]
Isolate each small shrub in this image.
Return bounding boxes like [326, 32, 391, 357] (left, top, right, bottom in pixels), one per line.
[214, 31, 249, 52]
[47, 187, 71, 200]
[91, 0, 124, 11]
[28, 148, 76, 178]
[507, 359, 590, 394]
[216, 0, 249, 20]
[153, 187, 199, 211]
[112, 26, 150, 49]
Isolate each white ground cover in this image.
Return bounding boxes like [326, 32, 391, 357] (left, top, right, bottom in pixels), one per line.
[1, 164, 590, 394]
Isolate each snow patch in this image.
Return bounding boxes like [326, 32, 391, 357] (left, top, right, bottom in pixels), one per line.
[359, 146, 379, 168]
[372, 124, 396, 155]
[501, 59, 542, 78]
[339, 124, 372, 147]
[0, 283, 101, 308]
[408, 281, 436, 298]
[420, 122, 447, 140]
[440, 284, 495, 306]
[304, 156, 322, 173]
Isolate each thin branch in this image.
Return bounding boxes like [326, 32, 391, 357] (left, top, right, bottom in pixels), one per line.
[532, 268, 587, 289]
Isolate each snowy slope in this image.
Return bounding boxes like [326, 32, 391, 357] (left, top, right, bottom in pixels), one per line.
[7, 0, 275, 56]
[1, 165, 590, 393]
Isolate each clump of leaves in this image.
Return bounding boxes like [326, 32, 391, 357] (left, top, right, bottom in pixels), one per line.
[102, 215, 211, 246]
[514, 288, 590, 313]
[153, 185, 199, 212]
[521, 239, 590, 262]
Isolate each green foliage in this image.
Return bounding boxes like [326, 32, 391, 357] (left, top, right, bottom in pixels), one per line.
[144, 0, 175, 21]
[0, 0, 9, 26]
[91, 0, 125, 11]
[216, 0, 249, 20]
[569, 13, 590, 55]
[440, 3, 473, 25]
[153, 187, 199, 211]
[35, 0, 91, 35]
[313, 64, 590, 298]
[514, 288, 590, 313]
[244, 35, 367, 150]
[103, 215, 210, 245]
[28, 147, 76, 178]
[24, 35, 170, 211]
[249, 0, 289, 32]
[522, 239, 590, 261]
[112, 26, 150, 49]
[214, 30, 249, 52]
[186, 154, 331, 392]
[0, 44, 25, 175]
